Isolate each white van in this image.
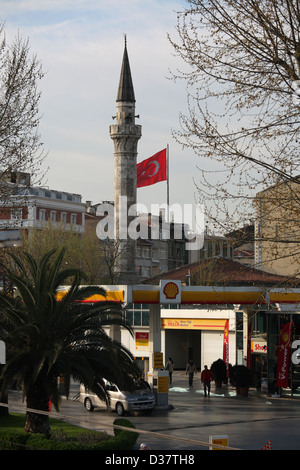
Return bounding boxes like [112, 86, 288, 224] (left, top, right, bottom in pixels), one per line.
[79, 379, 155, 416]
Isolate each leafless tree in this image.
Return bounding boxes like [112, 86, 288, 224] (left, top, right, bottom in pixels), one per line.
[0, 23, 46, 200]
[168, 0, 300, 238]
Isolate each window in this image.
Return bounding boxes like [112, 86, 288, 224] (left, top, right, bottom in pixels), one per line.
[207, 240, 213, 257]
[134, 310, 142, 326]
[253, 310, 266, 336]
[159, 248, 168, 259]
[11, 208, 22, 221]
[223, 241, 228, 258]
[60, 212, 67, 223]
[141, 266, 151, 278]
[39, 209, 46, 222]
[236, 311, 244, 364]
[126, 304, 150, 327]
[70, 213, 77, 225]
[142, 246, 151, 259]
[50, 211, 56, 223]
[136, 266, 151, 278]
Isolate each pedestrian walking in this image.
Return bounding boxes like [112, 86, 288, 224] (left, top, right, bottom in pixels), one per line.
[165, 357, 174, 384]
[201, 365, 214, 396]
[186, 359, 197, 386]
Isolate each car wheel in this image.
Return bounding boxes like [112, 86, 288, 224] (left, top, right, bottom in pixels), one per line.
[116, 402, 125, 416]
[85, 398, 94, 412]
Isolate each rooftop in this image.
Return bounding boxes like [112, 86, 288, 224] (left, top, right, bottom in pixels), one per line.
[143, 256, 300, 287]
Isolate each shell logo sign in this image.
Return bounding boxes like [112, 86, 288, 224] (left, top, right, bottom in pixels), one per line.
[160, 280, 181, 304]
[163, 282, 179, 299]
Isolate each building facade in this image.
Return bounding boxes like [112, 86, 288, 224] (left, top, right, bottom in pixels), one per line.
[0, 171, 85, 235]
[255, 179, 300, 277]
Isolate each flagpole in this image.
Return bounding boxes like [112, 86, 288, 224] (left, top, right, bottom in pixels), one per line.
[167, 144, 169, 222]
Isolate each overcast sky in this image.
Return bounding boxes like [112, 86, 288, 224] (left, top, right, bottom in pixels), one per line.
[2, 0, 201, 216]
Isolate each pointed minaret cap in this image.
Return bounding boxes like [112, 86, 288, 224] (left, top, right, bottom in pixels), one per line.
[117, 35, 135, 102]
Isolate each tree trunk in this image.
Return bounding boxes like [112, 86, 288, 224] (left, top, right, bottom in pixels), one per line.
[24, 379, 50, 437]
[0, 366, 8, 416]
[0, 391, 8, 416]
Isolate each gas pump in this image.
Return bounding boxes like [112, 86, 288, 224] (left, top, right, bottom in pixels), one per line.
[147, 352, 169, 407]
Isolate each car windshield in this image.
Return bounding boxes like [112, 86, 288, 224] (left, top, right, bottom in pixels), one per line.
[134, 379, 150, 390]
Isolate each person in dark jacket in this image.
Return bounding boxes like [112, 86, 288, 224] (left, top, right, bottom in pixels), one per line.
[186, 359, 197, 386]
[201, 365, 214, 396]
[165, 357, 174, 384]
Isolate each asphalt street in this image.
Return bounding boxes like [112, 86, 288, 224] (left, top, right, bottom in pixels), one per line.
[7, 370, 300, 451]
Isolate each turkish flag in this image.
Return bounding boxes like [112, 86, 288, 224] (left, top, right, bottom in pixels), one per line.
[137, 148, 167, 188]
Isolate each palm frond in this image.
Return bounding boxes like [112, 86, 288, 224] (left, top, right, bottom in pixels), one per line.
[0, 248, 140, 422]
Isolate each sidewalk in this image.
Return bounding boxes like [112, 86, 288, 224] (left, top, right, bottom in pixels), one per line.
[168, 370, 300, 401]
[167, 370, 251, 398]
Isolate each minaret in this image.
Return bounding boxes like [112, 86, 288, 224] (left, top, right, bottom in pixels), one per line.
[110, 37, 142, 284]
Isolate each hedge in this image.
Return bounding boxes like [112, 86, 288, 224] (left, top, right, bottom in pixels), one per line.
[0, 418, 138, 450]
[0, 430, 28, 450]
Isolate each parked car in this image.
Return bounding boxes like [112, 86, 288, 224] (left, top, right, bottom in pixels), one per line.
[79, 379, 156, 416]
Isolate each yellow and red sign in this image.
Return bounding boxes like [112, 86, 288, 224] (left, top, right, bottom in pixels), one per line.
[153, 352, 164, 369]
[223, 320, 229, 377]
[160, 280, 181, 304]
[161, 318, 227, 330]
[158, 376, 169, 393]
[209, 435, 229, 450]
[135, 332, 149, 350]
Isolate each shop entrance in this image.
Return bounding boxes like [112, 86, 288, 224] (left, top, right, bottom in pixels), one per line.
[251, 354, 267, 391]
[164, 329, 201, 369]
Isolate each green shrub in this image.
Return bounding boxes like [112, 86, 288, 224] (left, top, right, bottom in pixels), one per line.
[26, 433, 82, 450]
[0, 418, 138, 450]
[113, 418, 138, 450]
[0, 430, 28, 450]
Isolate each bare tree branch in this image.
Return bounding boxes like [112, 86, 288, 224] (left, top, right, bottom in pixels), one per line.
[0, 23, 46, 201]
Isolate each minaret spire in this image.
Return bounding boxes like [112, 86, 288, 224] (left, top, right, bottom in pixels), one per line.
[110, 38, 142, 284]
[117, 35, 135, 103]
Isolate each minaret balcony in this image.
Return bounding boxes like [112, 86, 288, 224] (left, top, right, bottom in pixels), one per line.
[110, 124, 142, 137]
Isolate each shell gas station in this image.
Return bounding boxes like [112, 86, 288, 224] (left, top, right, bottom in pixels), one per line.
[58, 280, 300, 405]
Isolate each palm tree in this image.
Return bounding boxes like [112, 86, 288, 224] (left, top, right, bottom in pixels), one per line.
[0, 248, 139, 436]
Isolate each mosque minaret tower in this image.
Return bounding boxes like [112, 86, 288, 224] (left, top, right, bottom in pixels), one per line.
[110, 37, 142, 284]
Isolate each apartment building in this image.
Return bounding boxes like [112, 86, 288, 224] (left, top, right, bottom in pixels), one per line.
[255, 178, 300, 277]
[0, 171, 85, 237]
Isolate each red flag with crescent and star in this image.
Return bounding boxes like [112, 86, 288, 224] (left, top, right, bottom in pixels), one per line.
[137, 148, 167, 188]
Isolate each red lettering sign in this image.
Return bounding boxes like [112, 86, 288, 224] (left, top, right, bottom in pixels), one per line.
[276, 322, 293, 388]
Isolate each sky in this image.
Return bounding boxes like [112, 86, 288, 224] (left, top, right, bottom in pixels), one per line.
[2, 0, 199, 216]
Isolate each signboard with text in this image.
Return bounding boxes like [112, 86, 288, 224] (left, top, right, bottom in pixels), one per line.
[135, 332, 149, 350]
[251, 341, 267, 354]
[153, 352, 164, 369]
[209, 435, 228, 450]
[158, 376, 169, 393]
[161, 318, 227, 330]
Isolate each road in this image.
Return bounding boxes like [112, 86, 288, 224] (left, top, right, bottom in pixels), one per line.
[8, 371, 300, 451]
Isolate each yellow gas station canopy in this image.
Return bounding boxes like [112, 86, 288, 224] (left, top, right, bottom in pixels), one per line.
[56, 284, 300, 306]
